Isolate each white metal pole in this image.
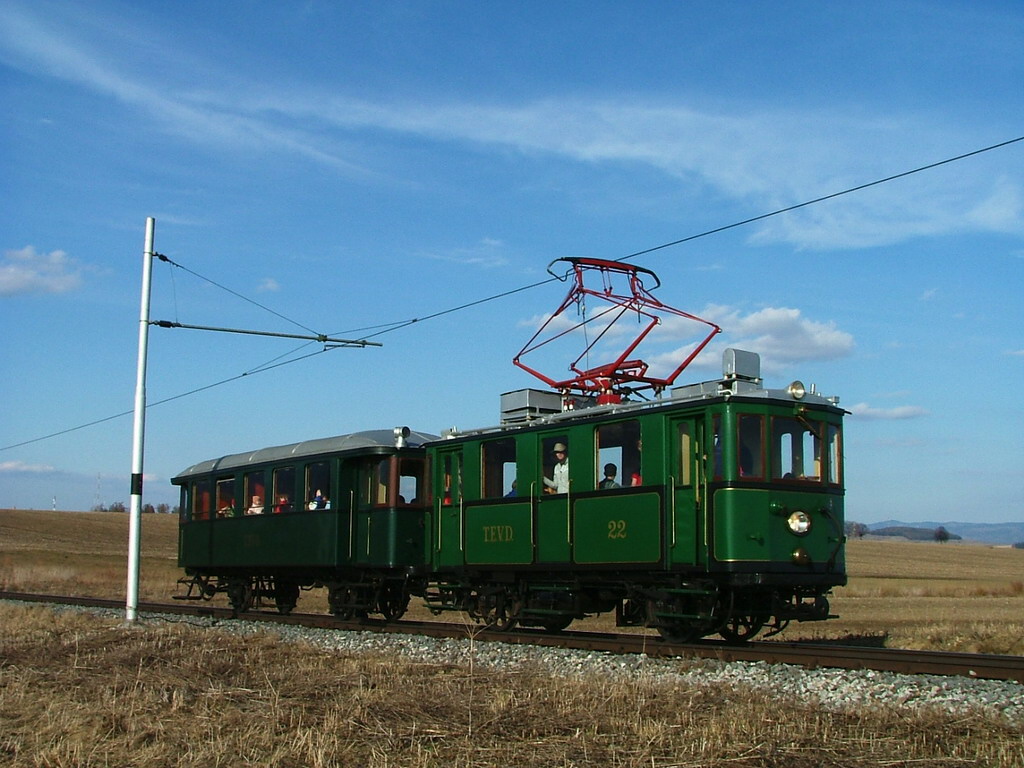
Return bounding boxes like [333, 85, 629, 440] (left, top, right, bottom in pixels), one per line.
[127, 217, 155, 622]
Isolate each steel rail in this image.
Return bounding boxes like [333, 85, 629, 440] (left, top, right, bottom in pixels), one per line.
[2, 591, 1021, 683]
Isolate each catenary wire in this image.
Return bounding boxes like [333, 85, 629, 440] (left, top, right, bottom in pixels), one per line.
[1, 348, 331, 451]
[3, 134, 1022, 453]
[155, 253, 321, 336]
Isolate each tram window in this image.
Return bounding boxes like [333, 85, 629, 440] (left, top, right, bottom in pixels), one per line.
[192, 478, 212, 521]
[772, 417, 822, 481]
[711, 415, 723, 480]
[441, 453, 462, 506]
[359, 457, 390, 507]
[541, 435, 570, 494]
[677, 422, 693, 486]
[595, 421, 641, 489]
[305, 461, 331, 509]
[215, 476, 237, 517]
[482, 438, 516, 498]
[244, 471, 265, 515]
[178, 488, 188, 522]
[827, 424, 842, 485]
[737, 415, 764, 479]
[273, 466, 296, 513]
[398, 457, 426, 505]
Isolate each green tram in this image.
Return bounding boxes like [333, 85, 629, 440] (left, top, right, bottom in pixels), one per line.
[174, 348, 846, 643]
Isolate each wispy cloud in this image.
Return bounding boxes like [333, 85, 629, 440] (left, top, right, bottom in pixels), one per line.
[0, 246, 83, 296]
[848, 403, 929, 420]
[0, 4, 378, 178]
[3, 4, 1021, 251]
[0, 460, 54, 473]
[302, 97, 1023, 249]
[420, 238, 511, 269]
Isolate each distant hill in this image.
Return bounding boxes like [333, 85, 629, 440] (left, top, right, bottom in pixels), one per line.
[867, 520, 1024, 546]
[870, 525, 961, 542]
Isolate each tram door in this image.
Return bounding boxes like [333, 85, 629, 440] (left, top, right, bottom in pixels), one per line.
[669, 418, 703, 567]
[434, 447, 464, 569]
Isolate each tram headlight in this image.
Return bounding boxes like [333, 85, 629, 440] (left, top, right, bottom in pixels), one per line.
[787, 380, 806, 400]
[787, 510, 811, 536]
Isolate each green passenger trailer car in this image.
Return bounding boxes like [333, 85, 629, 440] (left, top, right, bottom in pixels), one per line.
[173, 428, 436, 618]
[424, 349, 847, 641]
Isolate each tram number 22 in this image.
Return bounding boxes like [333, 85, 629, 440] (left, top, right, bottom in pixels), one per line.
[607, 519, 627, 539]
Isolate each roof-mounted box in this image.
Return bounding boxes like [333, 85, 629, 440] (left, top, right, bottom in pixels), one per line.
[723, 348, 761, 382]
[500, 388, 563, 424]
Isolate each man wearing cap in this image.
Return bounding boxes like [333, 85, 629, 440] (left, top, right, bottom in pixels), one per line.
[544, 442, 570, 494]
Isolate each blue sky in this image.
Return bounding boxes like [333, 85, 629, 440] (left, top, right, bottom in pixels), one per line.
[1, 1, 1022, 524]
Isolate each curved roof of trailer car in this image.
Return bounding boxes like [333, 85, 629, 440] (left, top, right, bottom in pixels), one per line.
[172, 429, 439, 480]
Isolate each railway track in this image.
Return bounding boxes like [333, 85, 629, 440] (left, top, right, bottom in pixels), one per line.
[2, 590, 1022, 684]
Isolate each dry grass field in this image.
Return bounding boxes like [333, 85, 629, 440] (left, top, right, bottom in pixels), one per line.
[1, 602, 1022, 767]
[1, 509, 1022, 766]
[1, 509, 1022, 654]
[808, 539, 1024, 655]
[0, 508, 181, 602]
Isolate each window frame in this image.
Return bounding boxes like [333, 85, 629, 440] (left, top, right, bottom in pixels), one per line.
[770, 415, 824, 483]
[305, 460, 331, 510]
[481, 437, 517, 499]
[595, 420, 642, 490]
[272, 466, 297, 513]
[737, 414, 765, 480]
[215, 475, 237, 517]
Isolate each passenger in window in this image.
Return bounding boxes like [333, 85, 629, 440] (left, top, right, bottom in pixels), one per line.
[505, 480, 517, 498]
[308, 489, 326, 510]
[544, 443, 570, 494]
[599, 463, 621, 490]
[246, 496, 264, 515]
[630, 439, 643, 486]
[274, 495, 289, 514]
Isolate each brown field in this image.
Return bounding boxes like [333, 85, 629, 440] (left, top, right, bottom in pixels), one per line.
[1, 509, 1022, 654]
[1, 509, 1022, 766]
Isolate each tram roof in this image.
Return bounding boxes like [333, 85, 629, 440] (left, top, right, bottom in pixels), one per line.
[172, 428, 439, 481]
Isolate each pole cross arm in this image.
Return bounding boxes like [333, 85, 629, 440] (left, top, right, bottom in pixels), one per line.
[151, 320, 382, 347]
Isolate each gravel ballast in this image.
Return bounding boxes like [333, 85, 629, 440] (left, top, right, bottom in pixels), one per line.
[23, 601, 1024, 726]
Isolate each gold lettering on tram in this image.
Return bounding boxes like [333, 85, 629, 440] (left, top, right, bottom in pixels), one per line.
[483, 525, 515, 543]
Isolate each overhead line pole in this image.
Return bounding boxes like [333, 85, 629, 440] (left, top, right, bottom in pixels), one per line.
[124, 220, 382, 624]
[127, 217, 155, 623]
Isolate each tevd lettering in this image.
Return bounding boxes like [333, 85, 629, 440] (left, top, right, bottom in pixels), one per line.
[483, 525, 515, 543]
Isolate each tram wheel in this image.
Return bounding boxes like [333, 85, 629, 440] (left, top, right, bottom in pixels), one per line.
[647, 599, 699, 644]
[718, 615, 765, 644]
[541, 616, 573, 633]
[328, 585, 356, 620]
[274, 581, 300, 615]
[483, 592, 519, 632]
[377, 583, 410, 622]
[227, 581, 254, 614]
